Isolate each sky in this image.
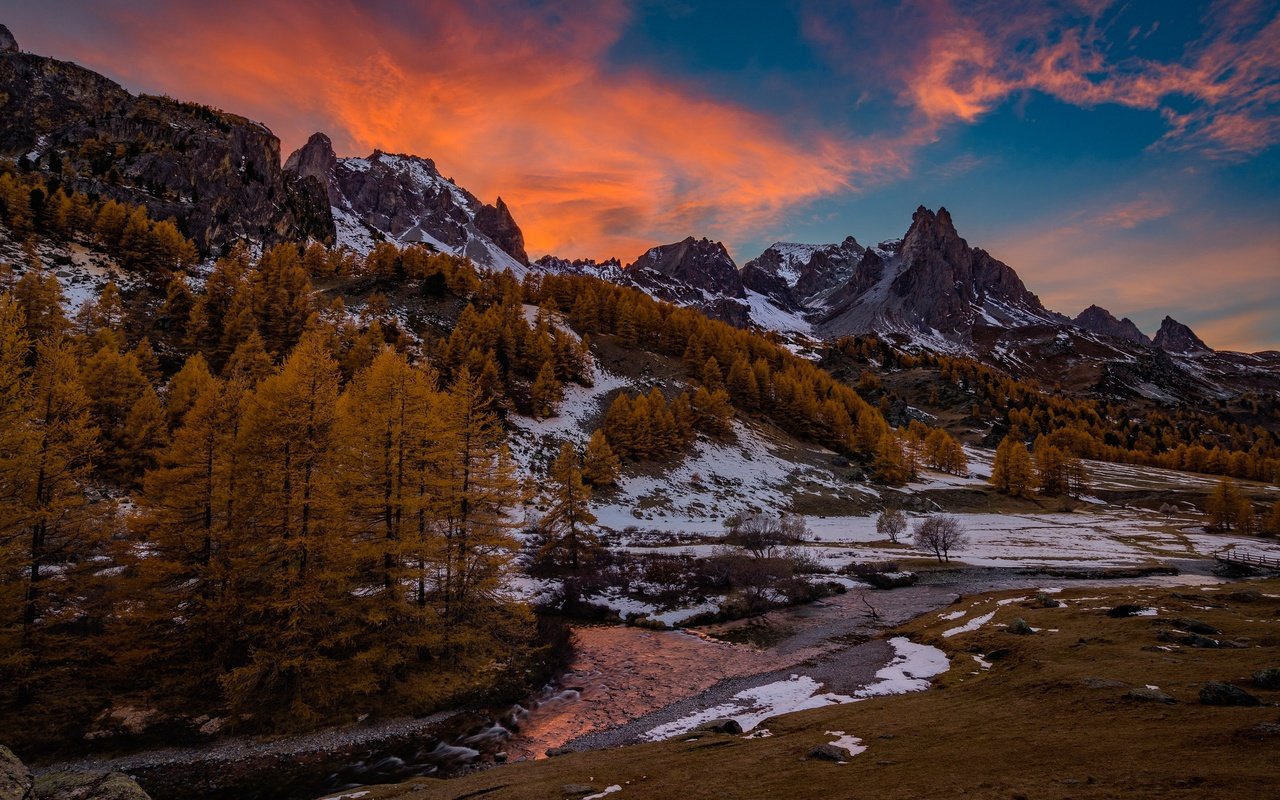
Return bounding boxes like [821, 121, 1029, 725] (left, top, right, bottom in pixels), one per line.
[2, 0, 1279, 350]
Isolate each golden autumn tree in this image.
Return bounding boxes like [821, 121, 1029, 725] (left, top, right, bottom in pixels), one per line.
[125, 367, 248, 701]
[540, 442, 599, 571]
[431, 368, 526, 652]
[991, 436, 1034, 497]
[581, 429, 620, 487]
[218, 330, 357, 723]
[333, 348, 448, 689]
[0, 336, 100, 707]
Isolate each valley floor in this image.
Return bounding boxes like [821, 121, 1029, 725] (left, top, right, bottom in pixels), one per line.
[349, 575, 1280, 800]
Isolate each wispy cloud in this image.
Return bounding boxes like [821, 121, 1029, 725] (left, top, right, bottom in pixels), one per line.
[804, 0, 1280, 159]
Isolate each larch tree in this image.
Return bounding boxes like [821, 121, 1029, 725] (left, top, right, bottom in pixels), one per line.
[2, 338, 100, 706]
[431, 368, 523, 644]
[540, 442, 599, 572]
[220, 330, 355, 722]
[334, 347, 447, 689]
[581, 430, 620, 487]
[126, 369, 247, 700]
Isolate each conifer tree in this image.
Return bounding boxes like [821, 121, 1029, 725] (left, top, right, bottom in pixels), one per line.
[127, 373, 246, 700]
[432, 369, 522, 636]
[530, 360, 562, 418]
[223, 329, 275, 385]
[2, 339, 99, 705]
[582, 430, 620, 487]
[874, 433, 910, 485]
[1206, 477, 1242, 531]
[220, 330, 353, 721]
[540, 442, 599, 571]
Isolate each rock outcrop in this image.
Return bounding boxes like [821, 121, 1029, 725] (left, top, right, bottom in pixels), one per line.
[284, 134, 528, 271]
[817, 206, 1058, 342]
[1153, 316, 1211, 354]
[0, 745, 151, 800]
[0, 40, 333, 251]
[623, 237, 749, 325]
[1074, 305, 1151, 345]
[0, 24, 17, 53]
[1, 744, 33, 800]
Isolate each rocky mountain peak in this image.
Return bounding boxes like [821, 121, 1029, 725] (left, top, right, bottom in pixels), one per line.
[0, 24, 17, 53]
[283, 131, 338, 201]
[1074, 304, 1151, 345]
[1153, 316, 1211, 354]
[623, 236, 747, 325]
[473, 196, 528, 265]
[900, 205, 966, 264]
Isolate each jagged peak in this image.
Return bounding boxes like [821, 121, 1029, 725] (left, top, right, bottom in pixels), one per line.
[0, 24, 18, 53]
[1153, 315, 1211, 354]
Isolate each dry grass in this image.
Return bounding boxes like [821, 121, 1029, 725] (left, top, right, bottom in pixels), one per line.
[352, 579, 1280, 800]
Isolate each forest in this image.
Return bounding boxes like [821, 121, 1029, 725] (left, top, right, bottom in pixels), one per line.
[2, 164, 1276, 756]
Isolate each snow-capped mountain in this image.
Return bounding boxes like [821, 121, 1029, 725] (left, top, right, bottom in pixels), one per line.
[740, 236, 864, 311]
[284, 132, 529, 275]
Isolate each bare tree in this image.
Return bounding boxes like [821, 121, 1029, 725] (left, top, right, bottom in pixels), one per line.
[725, 511, 807, 558]
[913, 515, 968, 563]
[876, 506, 907, 543]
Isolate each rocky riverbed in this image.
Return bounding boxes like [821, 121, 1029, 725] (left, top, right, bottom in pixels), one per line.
[33, 564, 1227, 800]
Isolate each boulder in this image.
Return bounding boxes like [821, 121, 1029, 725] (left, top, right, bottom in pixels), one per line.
[692, 719, 743, 735]
[1124, 688, 1175, 704]
[33, 772, 151, 800]
[0, 744, 34, 800]
[1081, 677, 1127, 690]
[806, 744, 848, 762]
[1253, 668, 1280, 690]
[0, 25, 17, 53]
[1172, 617, 1219, 635]
[1199, 682, 1261, 707]
[1007, 618, 1034, 636]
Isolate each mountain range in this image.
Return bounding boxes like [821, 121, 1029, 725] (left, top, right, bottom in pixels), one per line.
[2, 24, 1276, 407]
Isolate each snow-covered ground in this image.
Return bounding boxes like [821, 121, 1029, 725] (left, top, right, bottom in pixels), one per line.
[639, 636, 948, 740]
[593, 421, 874, 527]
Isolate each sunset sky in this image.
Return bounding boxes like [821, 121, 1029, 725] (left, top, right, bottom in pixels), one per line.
[3, 0, 1278, 350]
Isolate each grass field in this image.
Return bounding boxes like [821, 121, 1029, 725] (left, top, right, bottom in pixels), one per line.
[345, 578, 1280, 800]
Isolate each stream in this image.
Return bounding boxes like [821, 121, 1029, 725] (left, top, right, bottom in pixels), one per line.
[40, 562, 1228, 800]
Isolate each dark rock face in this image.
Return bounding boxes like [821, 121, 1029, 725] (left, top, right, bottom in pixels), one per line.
[1153, 316, 1211, 353]
[740, 236, 863, 309]
[622, 237, 750, 326]
[282, 131, 338, 199]
[473, 196, 528, 265]
[0, 24, 17, 53]
[1074, 305, 1151, 345]
[627, 237, 744, 299]
[0, 744, 33, 800]
[0, 48, 333, 251]
[817, 207, 1058, 341]
[284, 136, 528, 269]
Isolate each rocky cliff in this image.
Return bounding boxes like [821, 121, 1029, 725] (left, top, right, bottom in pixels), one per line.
[284, 132, 528, 272]
[0, 41, 333, 251]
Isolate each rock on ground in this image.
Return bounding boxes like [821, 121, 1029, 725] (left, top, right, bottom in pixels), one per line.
[1, 745, 34, 800]
[1199, 682, 1261, 707]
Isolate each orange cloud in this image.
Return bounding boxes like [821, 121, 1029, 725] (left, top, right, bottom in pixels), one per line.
[14, 1, 912, 260]
[805, 0, 1280, 159]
